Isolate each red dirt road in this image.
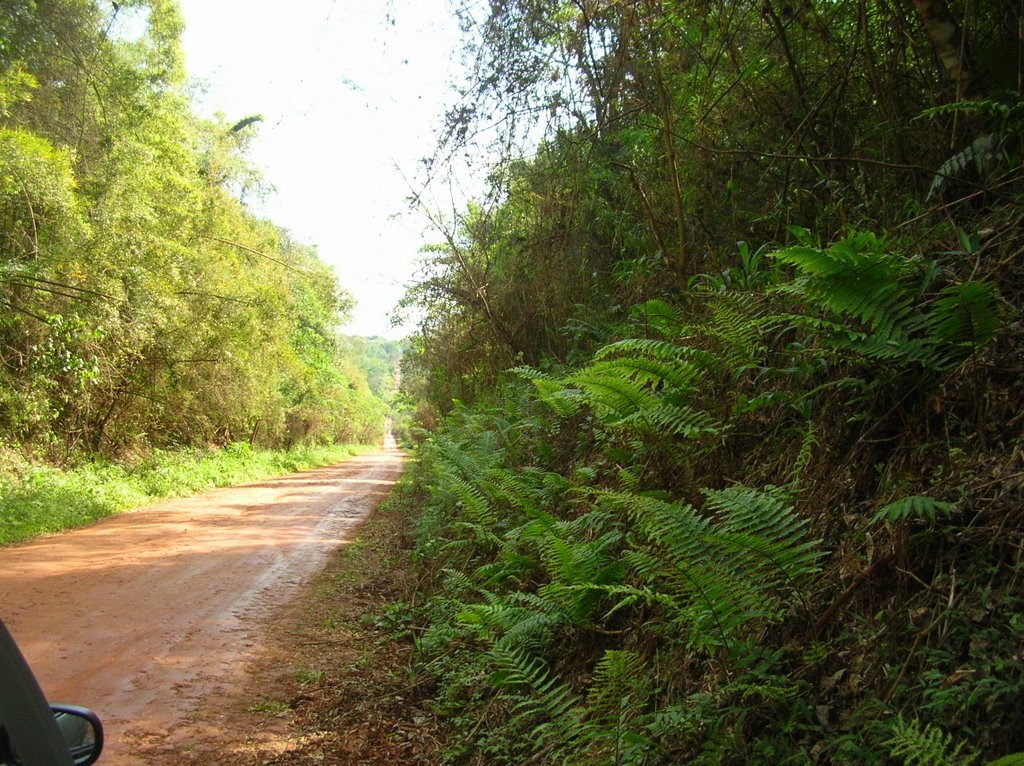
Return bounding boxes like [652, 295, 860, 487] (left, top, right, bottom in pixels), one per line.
[0, 449, 405, 764]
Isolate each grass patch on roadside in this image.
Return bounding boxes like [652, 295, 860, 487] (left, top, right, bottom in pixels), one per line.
[0, 442, 376, 546]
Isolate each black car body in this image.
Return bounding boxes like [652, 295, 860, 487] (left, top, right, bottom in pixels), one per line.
[0, 619, 103, 766]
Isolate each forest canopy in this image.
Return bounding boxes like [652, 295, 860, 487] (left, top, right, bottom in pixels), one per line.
[0, 0, 389, 457]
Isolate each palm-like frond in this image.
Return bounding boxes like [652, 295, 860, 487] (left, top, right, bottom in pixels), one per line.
[871, 495, 953, 525]
[926, 281, 1000, 358]
[705, 292, 767, 371]
[444, 474, 497, 525]
[489, 644, 579, 746]
[514, 366, 583, 416]
[565, 366, 660, 419]
[598, 486, 820, 648]
[593, 337, 714, 367]
[769, 232, 1001, 372]
[773, 234, 915, 342]
[620, 403, 721, 438]
[630, 298, 686, 339]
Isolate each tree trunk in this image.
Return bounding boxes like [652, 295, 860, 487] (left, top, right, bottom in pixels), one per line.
[912, 0, 985, 98]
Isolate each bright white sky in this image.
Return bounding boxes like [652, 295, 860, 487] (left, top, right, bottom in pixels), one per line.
[174, 0, 464, 338]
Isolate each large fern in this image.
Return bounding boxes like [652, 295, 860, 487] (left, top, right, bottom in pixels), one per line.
[488, 644, 580, 747]
[519, 335, 723, 441]
[703, 291, 768, 373]
[600, 495, 748, 649]
[630, 298, 687, 339]
[703, 485, 822, 614]
[925, 281, 1001, 363]
[769, 231, 1000, 372]
[772, 231, 917, 343]
[569, 649, 652, 765]
[461, 590, 570, 651]
[598, 485, 820, 651]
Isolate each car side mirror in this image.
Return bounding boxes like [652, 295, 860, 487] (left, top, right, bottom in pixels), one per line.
[1, 618, 104, 766]
[0, 704, 102, 766]
[0, 705, 103, 766]
[50, 705, 103, 766]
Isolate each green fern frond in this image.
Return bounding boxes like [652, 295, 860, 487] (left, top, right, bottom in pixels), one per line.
[432, 433, 497, 481]
[598, 491, 767, 646]
[531, 521, 625, 622]
[871, 495, 953, 525]
[489, 645, 579, 744]
[450, 520, 502, 547]
[985, 755, 1024, 766]
[768, 233, 1000, 373]
[461, 592, 567, 650]
[761, 311, 851, 338]
[521, 336, 719, 438]
[620, 403, 721, 438]
[439, 537, 476, 555]
[926, 281, 1000, 358]
[582, 649, 647, 725]
[589, 648, 645, 688]
[704, 485, 823, 593]
[571, 582, 673, 617]
[927, 132, 1002, 201]
[616, 466, 640, 491]
[506, 514, 559, 550]
[620, 549, 664, 582]
[512, 365, 555, 381]
[442, 567, 480, 596]
[918, 98, 1019, 122]
[631, 298, 686, 338]
[474, 555, 538, 587]
[497, 608, 565, 651]
[790, 420, 817, 482]
[884, 715, 977, 766]
[513, 366, 583, 417]
[707, 530, 817, 617]
[599, 491, 711, 553]
[592, 354, 703, 394]
[561, 507, 622, 539]
[840, 334, 938, 365]
[445, 475, 497, 525]
[706, 292, 766, 370]
[772, 233, 916, 341]
[600, 487, 820, 647]
[541, 580, 618, 624]
[481, 467, 538, 515]
[565, 367, 659, 418]
[491, 468, 569, 520]
[593, 337, 713, 367]
[703, 485, 806, 542]
[538, 534, 589, 580]
[785, 274, 913, 341]
[672, 559, 772, 649]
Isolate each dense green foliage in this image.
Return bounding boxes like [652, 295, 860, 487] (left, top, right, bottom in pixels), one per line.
[394, 0, 1023, 763]
[0, 0, 388, 460]
[340, 336, 405, 399]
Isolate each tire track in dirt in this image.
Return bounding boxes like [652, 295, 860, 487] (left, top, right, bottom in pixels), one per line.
[0, 449, 404, 764]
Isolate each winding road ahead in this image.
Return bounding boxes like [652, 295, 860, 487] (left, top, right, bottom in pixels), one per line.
[0, 448, 405, 763]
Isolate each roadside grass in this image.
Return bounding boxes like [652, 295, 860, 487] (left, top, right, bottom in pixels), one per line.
[0, 442, 376, 546]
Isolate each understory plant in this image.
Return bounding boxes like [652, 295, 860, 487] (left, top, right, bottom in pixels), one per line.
[393, 230, 1023, 765]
